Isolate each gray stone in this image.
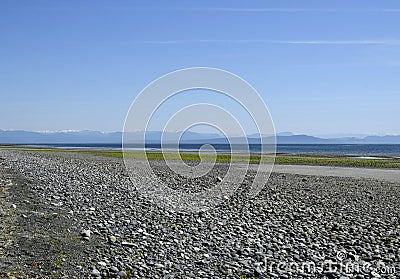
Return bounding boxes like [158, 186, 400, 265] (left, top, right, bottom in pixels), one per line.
[118, 271, 127, 277]
[80, 229, 91, 238]
[91, 269, 100, 276]
[97, 261, 107, 267]
[110, 266, 119, 273]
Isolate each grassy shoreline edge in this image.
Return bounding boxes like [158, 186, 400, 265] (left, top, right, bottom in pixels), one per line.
[2, 146, 400, 169]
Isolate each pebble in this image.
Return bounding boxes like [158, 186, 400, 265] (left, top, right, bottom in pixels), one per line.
[80, 229, 91, 238]
[121, 241, 134, 247]
[118, 271, 127, 277]
[97, 261, 107, 267]
[108, 235, 117, 243]
[91, 269, 100, 276]
[109, 266, 119, 273]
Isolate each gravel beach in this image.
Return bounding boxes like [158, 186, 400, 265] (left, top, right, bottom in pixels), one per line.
[0, 149, 399, 278]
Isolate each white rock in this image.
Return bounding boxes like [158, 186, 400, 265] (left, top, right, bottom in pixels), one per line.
[91, 269, 100, 276]
[80, 229, 91, 238]
[97, 261, 107, 267]
[121, 241, 135, 247]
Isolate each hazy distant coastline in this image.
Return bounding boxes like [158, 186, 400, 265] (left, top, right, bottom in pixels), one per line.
[1, 130, 400, 144]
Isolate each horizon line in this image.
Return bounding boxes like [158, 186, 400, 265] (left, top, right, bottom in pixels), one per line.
[1, 129, 399, 137]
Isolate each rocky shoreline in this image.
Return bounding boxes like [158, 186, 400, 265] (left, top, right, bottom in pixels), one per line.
[0, 149, 399, 278]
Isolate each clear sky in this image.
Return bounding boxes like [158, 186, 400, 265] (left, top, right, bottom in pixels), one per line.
[1, 0, 399, 136]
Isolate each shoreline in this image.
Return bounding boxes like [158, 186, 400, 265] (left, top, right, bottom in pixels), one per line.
[1, 146, 400, 169]
[1, 143, 400, 158]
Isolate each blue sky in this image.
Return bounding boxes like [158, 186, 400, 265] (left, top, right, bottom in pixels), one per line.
[1, 0, 399, 136]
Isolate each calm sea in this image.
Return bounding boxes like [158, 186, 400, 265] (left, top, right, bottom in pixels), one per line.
[23, 143, 400, 157]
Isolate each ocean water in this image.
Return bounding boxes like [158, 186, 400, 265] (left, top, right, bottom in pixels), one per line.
[21, 143, 400, 157]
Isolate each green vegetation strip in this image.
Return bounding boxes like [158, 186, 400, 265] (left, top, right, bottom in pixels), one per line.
[5, 146, 400, 169]
[276, 156, 400, 169]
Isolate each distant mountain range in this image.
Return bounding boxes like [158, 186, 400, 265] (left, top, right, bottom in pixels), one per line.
[1, 130, 400, 144]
